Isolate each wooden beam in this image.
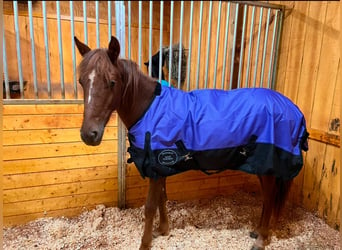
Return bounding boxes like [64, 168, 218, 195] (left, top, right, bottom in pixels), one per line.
[308, 128, 340, 147]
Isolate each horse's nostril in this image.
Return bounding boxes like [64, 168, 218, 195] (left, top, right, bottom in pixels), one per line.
[91, 131, 98, 139]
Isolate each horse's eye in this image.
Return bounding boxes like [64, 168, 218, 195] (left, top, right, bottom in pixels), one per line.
[110, 80, 116, 88]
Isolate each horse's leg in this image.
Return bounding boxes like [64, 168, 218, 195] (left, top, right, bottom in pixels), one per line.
[250, 175, 276, 250]
[154, 177, 170, 237]
[140, 177, 164, 250]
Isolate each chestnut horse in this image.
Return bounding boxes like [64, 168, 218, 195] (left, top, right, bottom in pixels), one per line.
[74, 36, 308, 250]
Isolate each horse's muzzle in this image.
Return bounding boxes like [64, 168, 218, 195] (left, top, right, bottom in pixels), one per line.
[80, 128, 103, 146]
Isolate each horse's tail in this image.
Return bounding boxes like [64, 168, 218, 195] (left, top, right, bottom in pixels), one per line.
[273, 177, 293, 220]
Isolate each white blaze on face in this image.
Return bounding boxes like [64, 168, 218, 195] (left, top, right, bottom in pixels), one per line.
[88, 69, 96, 104]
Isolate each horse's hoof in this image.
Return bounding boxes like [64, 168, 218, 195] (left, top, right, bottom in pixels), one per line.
[249, 231, 259, 239]
[251, 245, 264, 250]
[139, 244, 151, 250]
[152, 228, 170, 238]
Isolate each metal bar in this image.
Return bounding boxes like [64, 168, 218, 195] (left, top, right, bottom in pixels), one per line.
[186, 1, 194, 91]
[230, 1, 284, 10]
[42, 1, 51, 98]
[195, 1, 204, 89]
[252, 7, 263, 88]
[3, 25, 10, 99]
[83, 1, 88, 45]
[177, 1, 184, 89]
[28, 1, 38, 99]
[158, 1, 164, 84]
[168, 1, 174, 86]
[260, 8, 271, 87]
[204, 1, 213, 89]
[267, 10, 278, 88]
[237, 4, 248, 88]
[108, 1, 112, 39]
[70, 1, 78, 99]
[271, 8, 284, 90]
[229, 3, 239, 90]
[13, 1, 24, 99]
[56, 1, 65, 99]
[245, 6, 255, 88]
[128, 1, 132, 59]
[115, 0, 126, 210]
[95, 1, 100, 48]
[148, 1, 153, 77]
[138, 1, 142, 67]
[213, 1, 222, 89]
[221, 2, 231, 90]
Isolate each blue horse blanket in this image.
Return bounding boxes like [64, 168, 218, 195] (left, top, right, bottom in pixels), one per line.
[127, 83, 309, 180]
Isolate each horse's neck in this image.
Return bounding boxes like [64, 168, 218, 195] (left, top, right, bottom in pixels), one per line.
[116, 59, 157, 129]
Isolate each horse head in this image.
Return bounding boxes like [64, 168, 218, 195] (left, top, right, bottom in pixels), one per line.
[74, 36, 124, 146]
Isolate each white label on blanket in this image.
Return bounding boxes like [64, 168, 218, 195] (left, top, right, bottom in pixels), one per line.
[158, 150, 178, 165]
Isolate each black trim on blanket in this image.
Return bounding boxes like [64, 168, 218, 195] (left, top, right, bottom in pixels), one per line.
[127, 132, 306, 181]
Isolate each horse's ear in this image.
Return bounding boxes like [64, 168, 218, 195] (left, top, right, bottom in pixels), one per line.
[108, 36, 120, 64]
[74, 36, 91, 56]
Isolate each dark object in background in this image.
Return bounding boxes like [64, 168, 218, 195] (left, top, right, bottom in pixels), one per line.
[3, 80, 27, 99]
[144, 51, 166, 80]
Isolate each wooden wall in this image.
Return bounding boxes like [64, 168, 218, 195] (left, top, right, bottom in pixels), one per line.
[3, 104, 118, 226]
[270, 1, 340, 229]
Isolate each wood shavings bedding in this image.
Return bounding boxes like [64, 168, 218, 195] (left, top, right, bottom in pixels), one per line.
[3, 191, 340, 250]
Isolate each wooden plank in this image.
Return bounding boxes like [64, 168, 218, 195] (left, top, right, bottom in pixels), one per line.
[4, 165, 117, 190]
[3, 127, 117, 146]
[310, 2, 340, 132]
[295, 1, 328, 122]
[4, 153, 117, 175]
[3, 104, 85, 115]
[302, 140, 327, 211]
[4, 191, 117, 217]
[4, 203, 116, 227]
[3, 113, 117, 131]
[308, 128, 340, 147]
[4, 178, 117, 204]
[3, 140, 117, 161]
[317, 145, 340, 228]
[282, 1, 309, 101]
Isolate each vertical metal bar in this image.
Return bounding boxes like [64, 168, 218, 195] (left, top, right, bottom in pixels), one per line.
[138, 1, 142, 67]
[115, 0, 126, 209]
[3, 25, 10, 99]
[204, 1, 213, 89]
[213, 1, 222, 89]
[13, 1, 24, 99]
[42, 1, 51, 98]
[148, 1, 153, 77]
[177, 1, 184, 89]
[70, 1, 78, 99]
[271, 8, 284, 90]
[186, 1, 194, 91]
[195, 1, 204, 89]
[83, 1, 88, 45]
[28, 1, 38, 99]
[221, 2, 231, 90]
[237, 4, 248, 89]
[229, 3, 239, 90]
[108, 1, 112, 39]
[245, 6, 255, 88]
[95, 1, 100, 48]
[267, 10, 278, 88]
[252, 7, 263, 88]
[260, 8, 271, 87]
[128, 1, 132, 59]
[56, 1, 65, 99]
[158, 1, 164, 84]
[168, 1, 174, 86]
